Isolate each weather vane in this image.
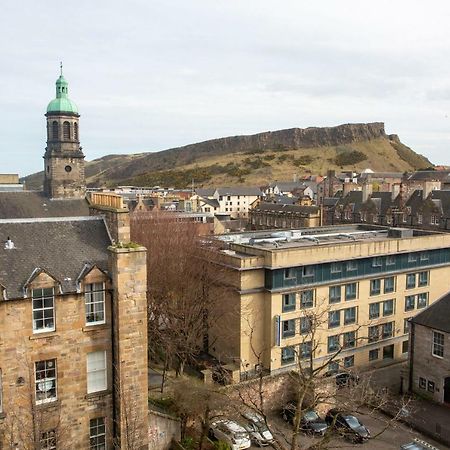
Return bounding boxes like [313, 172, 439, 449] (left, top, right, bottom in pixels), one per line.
[60, 61, 63, 76]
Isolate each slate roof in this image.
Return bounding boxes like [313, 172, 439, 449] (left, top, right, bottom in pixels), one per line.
[0, 191, 89, 219]
[216, 187, 263, 197]
[270, 195, 299, 205]
[201, 198, 220, 208]
[411, 291, 450, 333]
[408, 171, 450, 182]
[195, 188, 215, 197]
[253, 202, 320, 214]
[430, 190, 450, 216]
[0, 217, 111, 300]
[370, 192, 393, 215]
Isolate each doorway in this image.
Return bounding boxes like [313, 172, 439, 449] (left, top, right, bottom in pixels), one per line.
[444, 377, 450, 404]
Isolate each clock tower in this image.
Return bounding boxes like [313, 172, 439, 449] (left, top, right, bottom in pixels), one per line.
[44, 65, 85, 199]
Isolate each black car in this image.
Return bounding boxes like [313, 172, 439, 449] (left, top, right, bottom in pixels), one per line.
[325, 409, 370, 443]
[335, 371, 360, 388]
[281, 402, 328, 435]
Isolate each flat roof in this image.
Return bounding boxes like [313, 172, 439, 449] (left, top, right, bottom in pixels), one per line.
[218, 224, 441, 251]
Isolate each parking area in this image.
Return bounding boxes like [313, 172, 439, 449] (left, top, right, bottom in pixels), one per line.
[253, 409, 450, 450]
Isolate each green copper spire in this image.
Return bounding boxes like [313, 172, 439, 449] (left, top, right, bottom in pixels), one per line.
[46, 63, 79, 114]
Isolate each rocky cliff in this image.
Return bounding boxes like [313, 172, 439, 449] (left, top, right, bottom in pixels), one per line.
[24, 122, 431, 189]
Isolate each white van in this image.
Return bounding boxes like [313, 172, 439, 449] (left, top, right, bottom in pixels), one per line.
[209, 418, 251, 450]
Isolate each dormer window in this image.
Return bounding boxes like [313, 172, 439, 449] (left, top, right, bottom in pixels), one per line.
[32, 287, 55, 333]
[85, 282, 105, 325]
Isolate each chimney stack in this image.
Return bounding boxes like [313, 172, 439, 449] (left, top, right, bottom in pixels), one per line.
[362, 183, 373, 203]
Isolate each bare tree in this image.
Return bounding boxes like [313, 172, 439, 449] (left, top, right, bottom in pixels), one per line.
[131, 212, 229, 383]
[0, 354, 68, 450]
[228, 299, 412, 450]
[172, 377, 228, 450]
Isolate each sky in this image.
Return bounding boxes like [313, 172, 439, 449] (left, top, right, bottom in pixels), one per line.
[2, 0, 450, 175]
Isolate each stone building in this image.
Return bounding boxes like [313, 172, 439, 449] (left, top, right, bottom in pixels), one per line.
[409, 292, 450, 405]
[0, 70, 149, 448]
[208, 225, 450, 379]
[249, 202, 321, 229]
[44, 67, 85, 199]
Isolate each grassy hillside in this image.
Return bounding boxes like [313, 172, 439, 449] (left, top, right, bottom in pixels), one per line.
[119, 138, 431, 188]
[24, 124, 432, 190]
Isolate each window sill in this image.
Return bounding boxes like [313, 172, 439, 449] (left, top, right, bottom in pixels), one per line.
[82, 323, 109, 332]
[29, 331, 58, 340]
[85, 389, 111, 400]
[35, 399, 60, 410]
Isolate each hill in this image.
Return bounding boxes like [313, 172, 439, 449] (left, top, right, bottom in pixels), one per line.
[24, 122, 432, 189]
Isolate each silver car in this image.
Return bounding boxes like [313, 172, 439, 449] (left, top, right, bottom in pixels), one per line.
[241, 411, 274, 447]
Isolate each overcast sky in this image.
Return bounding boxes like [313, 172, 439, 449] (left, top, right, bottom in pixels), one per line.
[2, 0, 450, 175]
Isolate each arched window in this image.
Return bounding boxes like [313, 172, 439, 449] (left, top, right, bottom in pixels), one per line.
[52, 121, 58, 140]
[74, 122, 78, 141]
[63, 121, 71, 140]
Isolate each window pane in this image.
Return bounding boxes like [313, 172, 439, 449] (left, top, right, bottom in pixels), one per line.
[32, 288, 55, 333]
[369, 302, 380, 319]
[35, 359, 57, 404]
[344, 307, 356, 324]
[90, 417, 106, 450]
[345, 283, 357, 301]
[370, 279, 381, 296]
[87, 351, 107, 393]
[406, 273, 416, 289]
[281, 346, 295, 365]
[328, 310, 340, 328]
[85, 283, 106, 324]
[282, 293, 296, 312]
[417, 293, 428, 309]
[329, 286, 341, 304]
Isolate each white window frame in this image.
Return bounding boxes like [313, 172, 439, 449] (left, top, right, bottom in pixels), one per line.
[85, 282, 106, 326]
[32, 287, 55, 333]
[40, 430, 57, 450]
[432, 331, 444, 358]
[35, 359, 57, 405]
[90, 417, 107, 449]
[87, 351, 107, 393]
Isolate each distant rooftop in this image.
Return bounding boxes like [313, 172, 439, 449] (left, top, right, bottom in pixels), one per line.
[218, 224, 439, 251]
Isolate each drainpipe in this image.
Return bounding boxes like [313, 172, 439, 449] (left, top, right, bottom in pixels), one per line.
[408, 321, 415, 394]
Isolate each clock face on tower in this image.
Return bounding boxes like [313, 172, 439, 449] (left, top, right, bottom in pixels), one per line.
[65, 165, 72, 173]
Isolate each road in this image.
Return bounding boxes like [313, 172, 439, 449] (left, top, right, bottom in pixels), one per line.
[251, 410, 450, 450]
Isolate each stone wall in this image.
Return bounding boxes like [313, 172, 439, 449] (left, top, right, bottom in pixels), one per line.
[148, 410, 181, 450]
[0, 278, 114, 448]
[109, 245, 149, 449]
[411, 323, 450, 403]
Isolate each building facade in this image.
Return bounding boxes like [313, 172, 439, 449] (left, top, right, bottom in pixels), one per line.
[409, 292, 450, 405]
[0, 199, 149, 449]
[210, 225, 450, 379]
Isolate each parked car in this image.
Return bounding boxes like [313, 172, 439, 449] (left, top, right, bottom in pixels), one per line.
[400, 438, 441, 450]
[325, 409, 370, 443]
[300, 410, 329, 435]
[335, 371, 360, 388]
[240, 411, 274, 446]
[281, 402, 328, 435]
[209, 418, 251, 450]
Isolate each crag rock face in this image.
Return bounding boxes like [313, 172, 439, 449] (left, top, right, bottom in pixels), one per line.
[120, 122, 387, 175]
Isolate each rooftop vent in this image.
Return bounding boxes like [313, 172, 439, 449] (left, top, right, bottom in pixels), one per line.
[4, 236, 15, 249]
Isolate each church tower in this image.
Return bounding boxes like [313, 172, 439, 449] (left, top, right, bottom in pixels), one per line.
[44, 65, 86, 199]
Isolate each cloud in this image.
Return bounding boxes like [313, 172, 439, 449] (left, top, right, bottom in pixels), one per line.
[2, 0, 450, 174]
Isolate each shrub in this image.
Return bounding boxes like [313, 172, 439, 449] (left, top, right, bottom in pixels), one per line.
[334, 150, 367, 166]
